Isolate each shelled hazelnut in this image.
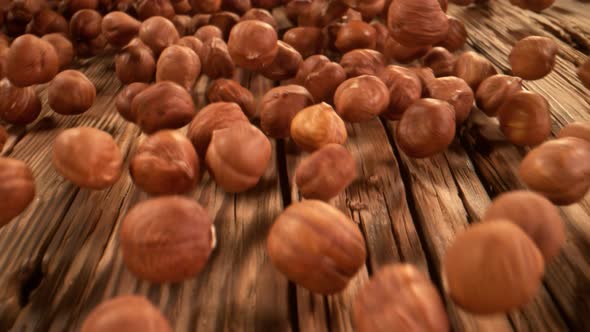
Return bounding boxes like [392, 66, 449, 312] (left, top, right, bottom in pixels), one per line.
[240, 8, 278, 30]
[267, 200, 366, 294]
[52, 127, 123, 189]
[454, 51, 497, 90]
[194, 25, 223, 42]
[6, 34, 59, 87]
[497, 91, 551, 146]
[557, 122, 590, 142]
[101, 11, 141, 48]
[443, 221, 544, 314]
[115, 82, 149, 123]
[130, 130, 200, 195]
[81, 296, 172, 332]
[334, 75, 390, 123]
[260, 41, 303, 81]
[0, 157, 35, 227]
[282, 27, 325, 59]
[353, 264, 449, 332]
[26, 9, 68, 36]
[422, 47, 456, 77]
[200, 37, 235, 79]
[387, 0, 449, 48]
[426, 77, 474, 124]
[519, 137, 590, 205]
[483, 190, 565, 261]
[509, 36, 558, 80]
[0, 125, 6, 151]
[221, 0, 251, 15]
[69, 9, 102, 41]
[206, 79, 256, 118]
[335, 20, 377, 53]
[379, 66, 422, 120]
[259, 85, 314, 138]
[396, 98, 456, 158]
[175, 36, 204, 58]
[139, 16, 179, 55]
[228, 20, 278, 71]
[137, 0, 175, 20]
[475, 74, 523, 116]
[509, 0, 555, 12]
[578, 57, 590, 89]
[436, 16, 467, 52]
[383, 37, 430, 64]
[48, 70, 96, 115]
[190, 0, 222, 13]
[156, 45, 201, 90]
[41, 33, 74, 70]
[340, 49, 386, 78]
[295, 55, 346, 104]
[173, 14, 194, 36]
[290, 103, 347, 152]
[115, 39, 156, 84]
[120, 196, 215, 282]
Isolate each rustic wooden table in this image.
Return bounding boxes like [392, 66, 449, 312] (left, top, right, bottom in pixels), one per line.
[1, 1, 589, 331]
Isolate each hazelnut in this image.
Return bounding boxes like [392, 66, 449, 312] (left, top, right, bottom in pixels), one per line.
[438, 0, 448, 11]
[69, 9, 102, 41]
[5, 34, 59, 87]
[120, 196, 215, 282]
[295, 144, 357, 201]
[115, 82, 149, 122]
[497, 91, 551, 146]
[283, 27, 325, 59]
[267, 200, 366, 294]
[41, 33, 74, 70]
[209, 11, 240, 40]
[295, 55, 346, 104]
[371, 22, 389, 53]
[139, 16, 179, 55]
[353, 264, 449, 332]
[62, 0, 99, 15]
[190, 0, 222, 13]
[26, 9, 68, 36]
[410, 67, 436, 91]
[426, 77, 474, 124]
[0, 79, 42, 125]
[557, 122, 590, 142]
[190, 14, 212, 31]
[48, 70, 96, 116]
[137, 0, 174, 20]
[221, 0, 251, 15]
[194, 25, 223, 42]
[115, 39, 156, 84]
[453, 51, 497, 90]
[334, 75, 390, 123]
[335, 20, 377, 53]
[175, 36, 203, 58]
[483, 190, 565, 261]
[228, 21, 278, 71]
[396, 98, 456, 158]
[0, 126, 6, 151]
[9, 0, 43, 21]
[387, 0, 449, 48]
[475, 74, 523, 116]
[436, 16, 467, 52]
[260, 41, 303, 81]
[0, 157, 35, 227]
[379, 66, 422, 120]
[81, 296, 172, 332]
[509, 0, 555, 11]
[200, 37, 235, 79]
[173, 0, 192, 14]
[259, 85, 314, 138]
[519, 137, 590, 205]
[422, 47, 455, 77]
[578, 57, 590, 89]
[130, 130, 200, 195]
[251, 0, 280, 8]
[383, 36, 430, 64]
[102, 11, 141, 48]
[443, 221, 544, 314]
[156, 45, 201, 90]
[172, 14, 194, 36]
[240, 8, 278, 30]
[340, 49, 386, 78]
[187, 102, 249, 157]
[206, 79, 256, 118]
[52, 127, 123, 189]
[75, 34, 108, 58]
[354, 0, 385, 20]
[290, 103, 347, 152]
[509, 36, 558, 80]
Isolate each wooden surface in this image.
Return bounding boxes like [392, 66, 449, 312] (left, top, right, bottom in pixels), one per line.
[0, 1, 589, 331]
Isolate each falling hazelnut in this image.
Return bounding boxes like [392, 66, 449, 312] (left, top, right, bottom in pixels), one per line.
[41, 33, 74, 70]
[175, 36, 204, 58]
[0, 79, 42, 125]
[137, 0, 175, 20]
[194, 25, 223, 42]
[509, 0, 555, 12]
[295, 55, 346, 104]
[497, 91, 551, 146]
[282, 27, 325, 59]
[475, 74, 523, 116]
[426, 77, 474, 124]
[52, 127, 123, 190]
[120, 196, 215, 282]
[334, 75, 390, 123]
[509, 36, 558, 80]
[383, 36, 431, 64]
[335, 20, 377, 53]
[0, 157, 35, 227]
[115, 82, 149, 123]
[115, 38, 156, 84]
[240, 8, 278, 30]
[387, 0, 449, 48]
[206, 79, 256, 118]
[340, 49, 386, 78]
[69, 9, 102, 41]
[267, 200, 366, 294]
[102, 11, 141, 48]
[48, 70, 96, 116]
[436, 16, 467, 52]
[209, 11, 240, 40]
[260, 41, 303, 81]
[453, 51, 497, 90]
[228, 20, 278, 71]
[5, 34, 59, 87]
[557, 122, 590, 142]
[259, 85, 314, 138]
[379, 66, 423, 120]
[139, 16, 179, 55]
[200, 37, 235, 79]
[290, 103, 347, 152]
[156, 45, 201, 90]
[26, 9, 68, 36]
[578, 57, 590, 89]
[422, 47, 456, 77]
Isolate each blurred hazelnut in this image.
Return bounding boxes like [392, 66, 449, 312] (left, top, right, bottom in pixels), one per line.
[175, 36, 203, 58]
[190, 0, 222, 13]
[52, 127, 123, 189]
[26, 9, 68, 36]
[251, 0, 280, 8]
[557, 122, 590, 142]
[290, 103, 347, 152]
[335, 20, 377, 53]
[483, 190, 565, 261]
[334, 75, 390, 123]
[267, 200, 366, 294]
[194, 25, 223, 42]
[436, 16, 467, 52]
[383, 36, 430, 64]
[75, 33, 107, 58]
[200, 37, 235, 79]
[426, 77, 474, 124]
[9, 0, 42, 21]
[62, 0, 99, 15]
[48, 70, 96, 115]
[475, 74, 523, 116]
[0, 157, 35, 227]
[172, 15, 193, 37]
[509, 0, 555, 11]
[282, 27, 325, 59]
[497, 91, 551, 146]
[191, 14, 211, 31]
[207, 79, 255, 118]
[578, 57, 590, 89]
[102, 11, 141, 48]
[69, 9, 102, 41]
[240, 8, 277, 30]
[209, 11, 240, 40]
[371, 22, 389, 53]
[120, 196, 215, 282]
[396, 98, 456, 158]
[438, 0, 448, 11]
[354, 0, 385, 20]
[259, 85, 314, 138]
[139, 16, 179, 55]
[136, 0, 174, 20]
[260, 41, 303, 81]
[228, 21, 278, 71]
[509, 36, 558, 80]
[173, 0, 192, 14]
[115, 39, 156, 84]
[0, 126, 6, 151]
[422, 47, 455, 77]
[409, 67, 436, 94]
[379, 66, 422, 120]
[0, 78, 42, 125]
[340, 49, 386, 78]
[6, 34, 59, 87]
[387, 0, 449, 47]
[295, 55, 346, 104]
[221, 0, 251, 14]
[115, 82, 148, 122]
[453, 51, 497, 90]
[41, 33, 74, 70]
[156, 45, 201, 90]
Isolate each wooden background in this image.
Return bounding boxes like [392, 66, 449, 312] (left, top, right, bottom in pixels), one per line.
[0, 0, 589, 331]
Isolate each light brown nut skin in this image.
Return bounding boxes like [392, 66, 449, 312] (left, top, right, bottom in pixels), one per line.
[115, 82, 149, 123]
[41, 33, 74, 70]
[426, 77, 474, 124]
[0, 158, 35, 227]
[475, 74, 523, 117]
[453, 51, 497, 90]
[295, 55, 346, 104]
[282, 27, 325, 59]
[115, 39, 156, 84]
[497, 91, 551, 147]
[139, 16, 179, 55]
[387, 0, 449, 48]
[52, 127, 123, 190]
[379, 66, 422, 121]
[227, 20, 278, 71]
[340, 49, 386, 78]
[101, 11, 141, 48]
[200, 37, 235, 79]
[6, 34, 59, 87]
[260, 41, 302, 81]
[206, 79, 256, 118]
[334, 75, 390, 123]
[48, 70, 96, 115]
[509, 36, 558, 80]
[0, 79, 42, 125]
[267, 200, 366, 294]
[156, 45, 201, 90]
[69, 9, 102, 41]
[259, 85, 314, 139]
[290, 103, 347, 152]
[557, 122, 590, 142]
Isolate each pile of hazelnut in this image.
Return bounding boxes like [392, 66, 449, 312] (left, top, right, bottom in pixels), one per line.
[0, 0, 589, 330]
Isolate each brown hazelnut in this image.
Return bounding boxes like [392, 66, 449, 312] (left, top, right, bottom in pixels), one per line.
[200, 37, 235, 79]
[206, 79, 256, 118]
[228, 21, 278, 71]
[371, 22, 389, 53]
[190, 0, 222, 13]
[260, 41, 303, 81]
[259, 85, 314, 138]
[9, 0, 42, 21]
[139, 16, 179, 55]
[175, 36, 203, 58]
[221, 0, 251, 15]
[519, 137, 590, 205]
[295, 144, 357, 201]
[26, 9, 68, 36]
[509, 0, 555, 11]
[190, 14, 212, 32]
[426, 77, 474, 124]
[115, 82, 149, 122]
[194, 25, 223, 43]
[295, 55, 346, 104]
[75, 34, 108, 58]
[453, 51, 497, 90]
[206, 124, 271, 192]
[578, 57, 590, 89]
[120, 196, 215, 282]
[0, 78, 42, 125]
[62, 0, 99, 15]
[69, 9, 102, 41]
[41, 33, 74, 70]
[379, 66, 422, 120]
[396, 98, 456, 158]
[137, 0, 174, 20]
[340, 49, 386, 78]
[422, 47, 455, 77]
[187, 102, 249, 157]
[509, 36, 558, 80]
[0, 126, 6, 151]
[81, 296, 172, 332]
[475, 74, 523, 116]
[557, 122, 590, 142]
[130, 130, 200, 195]
[48, 70, 96, 115]
[172, 14, 193, 36]
[5, 34, 59, 87]
[0, 157, 35, 227]
[483, 190, 565, 261]
[52, 127, 123, 189]
[353, 264, 449, 332]
[282, 27, 325, 59]
[354, 0, 385, 20]
[436, 16, 467, 52]
[251, 0, 280, 8]
[497, 91, 551, 146]
[438, 0, 448, 11]
[131, 82, 196, 134]
[334, 75, 390, 123]
[334, 20, 377, 53]
[156, 45, 201, 90]
[290, 103, 347, 152]
[443, 221, 544, 314]
[102, 11, 141, 48]
[410, 67, 436, 91]
[115, 39, 156, 84]
[173, 0, 192, 14]
[383, 36, 430, 64]
[387, 0, 449, 47]
[209, 11, 240, 40]
[240, 8, 278, 30]
[267, 200, 366, 294]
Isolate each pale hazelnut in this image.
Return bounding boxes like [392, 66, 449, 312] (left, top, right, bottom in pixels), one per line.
[475, 74, 523, 116]
[206, 79, 256, 118]
[260, 41, 303, 81]
[387, 0, 449, 47]
[5, 34, 59, 87]
[340, 49, 386, 78]
[334, 75, 390, 123]
[453, 51, 497, 90]
[422, 46, 455, 77]
[156, 45, 201, 90]
[283, 27, 325, 59]
[41, 33, 74, 70]
[426, 77, 474, 124]
[0, 78, 42, 125]
[379, 66, 422, 120]
[115, 39, 156, 84]
[509, 36, 558, 80]
[497, 91, 551, 146]
[115, 82, 149, 122]
[295, 55, 346, 104]
[557, 122, 590, 142]
[48, 70, 96, 115]
[101, 11, 141, 48]
[259, 85, 314, 138]
[228, 20, 278, 71]
[0, 157, 35, 227]
[290, 103, 347, 152]
[200, 37, 235, 79]
[139, 16, 179, 55]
